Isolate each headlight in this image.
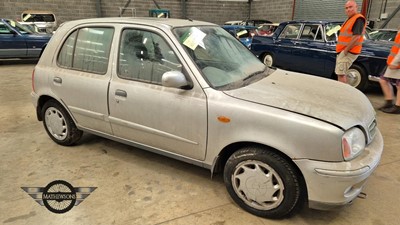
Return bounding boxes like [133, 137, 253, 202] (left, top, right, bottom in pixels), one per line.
[342, 127, 366, 161]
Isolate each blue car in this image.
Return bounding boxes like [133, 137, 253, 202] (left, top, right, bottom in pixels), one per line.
[0, 18, 52, 59]
[222, 25, 258, 48]
[251, 20, 392, 91]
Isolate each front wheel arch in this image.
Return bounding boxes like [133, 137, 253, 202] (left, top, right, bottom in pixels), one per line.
[260, 52, 274, 67]
[223, 145, 307, 218]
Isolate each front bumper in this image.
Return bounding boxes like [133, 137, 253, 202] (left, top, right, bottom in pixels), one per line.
[294, 128, 384, 210]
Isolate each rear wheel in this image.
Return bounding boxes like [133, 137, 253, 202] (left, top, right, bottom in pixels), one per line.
[224, 146, 304, 219]
[42, 100, 82, 146]
[347, 64, 368, 91]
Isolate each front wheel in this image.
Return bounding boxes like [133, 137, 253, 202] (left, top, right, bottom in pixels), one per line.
[262, 53, 274, 67]
[347, 64, 368, 91]
[224, 147, 304, 219]
[42, 100, 83, 146]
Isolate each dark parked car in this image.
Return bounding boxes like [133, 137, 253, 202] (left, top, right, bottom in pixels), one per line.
[222, 25, 258, 48]
[251, 20, 392, 91]
[0, 18, 51, 59]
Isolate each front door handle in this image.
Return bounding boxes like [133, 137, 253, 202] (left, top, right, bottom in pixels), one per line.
[115, 89, 127, 98]
[53, 77, 62, 84]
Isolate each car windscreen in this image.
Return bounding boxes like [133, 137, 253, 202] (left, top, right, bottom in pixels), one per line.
[22, 14, 55, 22]
[5, 19, 33, 34]
[173, 26, 271, 90]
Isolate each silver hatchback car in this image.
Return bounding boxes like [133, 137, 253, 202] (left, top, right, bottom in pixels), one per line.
[31, 17, 383, 218]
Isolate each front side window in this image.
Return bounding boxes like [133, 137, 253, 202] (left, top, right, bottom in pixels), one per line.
[279, 24, 301, 39]
[57, 27, 114, 74]
[300, 24, 323, 41]
[118, 29, 182, 84]
[325, 23, 342, 42]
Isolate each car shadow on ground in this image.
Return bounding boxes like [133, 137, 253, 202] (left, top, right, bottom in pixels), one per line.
[0, 59, 39, 65]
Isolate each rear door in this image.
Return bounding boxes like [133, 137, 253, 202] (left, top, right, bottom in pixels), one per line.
[108, 26, 208, 160]
[50, 26, 114, 134]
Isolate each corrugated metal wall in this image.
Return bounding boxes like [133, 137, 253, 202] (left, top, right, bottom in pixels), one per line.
[293, 0, 363, 20]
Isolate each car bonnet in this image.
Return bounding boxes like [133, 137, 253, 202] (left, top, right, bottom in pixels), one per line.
[223, 69, 375, 130]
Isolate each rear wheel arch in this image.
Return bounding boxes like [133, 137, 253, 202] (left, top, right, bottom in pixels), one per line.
[41, 99, 83, 146]
[36, 95, 55, 121]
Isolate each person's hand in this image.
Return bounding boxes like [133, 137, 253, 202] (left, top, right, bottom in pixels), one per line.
[343, 49, 348, 56]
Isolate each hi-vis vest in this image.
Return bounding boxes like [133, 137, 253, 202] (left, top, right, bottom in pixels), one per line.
[387, 31, 400, 69]
[336, 13, 366, 54]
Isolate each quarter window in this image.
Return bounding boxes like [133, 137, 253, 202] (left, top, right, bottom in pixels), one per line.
[118, 29, 182, 84]
[57, 27, 114, 74]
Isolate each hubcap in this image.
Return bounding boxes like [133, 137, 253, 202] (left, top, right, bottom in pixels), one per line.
[263, 55, 273, 67]
[347, 69, 361, 88]
[45, 107, 68, 140]
[232, 160, 284, 210]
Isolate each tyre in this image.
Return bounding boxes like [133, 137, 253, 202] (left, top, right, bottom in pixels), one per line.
[262, 53, 274, 67]
[42, 100, 83, 146]
[347, 64, 368, 91]
[224, 146, 304, 219]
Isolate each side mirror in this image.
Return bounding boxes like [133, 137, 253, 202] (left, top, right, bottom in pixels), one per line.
[162, 71, 191, 89]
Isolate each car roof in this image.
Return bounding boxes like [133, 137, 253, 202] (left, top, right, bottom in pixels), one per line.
[282, 20, 343, 25]
[21, 10, 55, 14]
[61, 17, 216, 29]
[222, 25, 257, 29]
[375, 29, 397, 31]
[259, 23, 279, 26]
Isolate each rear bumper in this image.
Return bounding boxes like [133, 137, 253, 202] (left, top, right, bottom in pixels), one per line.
[294, 129, 383, 210]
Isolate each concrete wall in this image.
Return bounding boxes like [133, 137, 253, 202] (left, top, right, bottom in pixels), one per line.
[0, 0, 398, 28]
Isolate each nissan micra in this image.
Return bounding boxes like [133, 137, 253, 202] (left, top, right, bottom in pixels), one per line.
[31, 17, 383, 218]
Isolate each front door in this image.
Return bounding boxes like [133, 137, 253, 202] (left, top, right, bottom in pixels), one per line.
[108, 27, 208, 160]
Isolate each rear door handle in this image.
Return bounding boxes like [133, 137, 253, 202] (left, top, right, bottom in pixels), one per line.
[115, 89, 127, 98]
[53, 77, 62, 84]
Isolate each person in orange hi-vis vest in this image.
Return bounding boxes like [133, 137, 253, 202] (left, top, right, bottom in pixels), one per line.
[379, 27, 400, 114]
[335, 0, 366, 84]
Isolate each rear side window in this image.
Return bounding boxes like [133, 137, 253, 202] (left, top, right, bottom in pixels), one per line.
[57, 27, 114, 74]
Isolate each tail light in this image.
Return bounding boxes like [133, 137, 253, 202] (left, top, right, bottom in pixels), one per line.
[31, 69, 35, 92]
